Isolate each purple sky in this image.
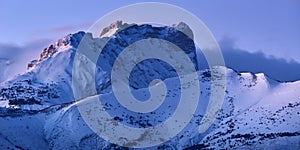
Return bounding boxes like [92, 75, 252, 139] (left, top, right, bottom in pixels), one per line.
[0, 0, 300, 81]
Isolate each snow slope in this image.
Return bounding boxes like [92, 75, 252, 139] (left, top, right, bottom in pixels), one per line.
[0, 67, 299, 149]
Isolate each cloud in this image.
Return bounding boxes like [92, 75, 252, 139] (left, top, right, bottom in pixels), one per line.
[0, 39, 51, 82]
[34, 22, 92, 37]
[197, 37, 300, 82]
[49, 22, 92, 33]
[0, 39, 51, 61]
[0, 43, 22, 59]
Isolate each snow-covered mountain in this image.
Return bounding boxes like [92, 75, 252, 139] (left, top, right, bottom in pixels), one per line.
[0, 21, 299, 150]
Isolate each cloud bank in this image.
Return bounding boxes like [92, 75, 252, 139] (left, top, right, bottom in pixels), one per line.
[197, 37, 300, 82]
[0, 39, 51, 82]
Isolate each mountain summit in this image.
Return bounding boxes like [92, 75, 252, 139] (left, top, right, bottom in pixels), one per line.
[99, 20, 131, 38]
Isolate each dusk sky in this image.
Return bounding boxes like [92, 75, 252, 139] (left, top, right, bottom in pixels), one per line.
[0, 0, 300, 80]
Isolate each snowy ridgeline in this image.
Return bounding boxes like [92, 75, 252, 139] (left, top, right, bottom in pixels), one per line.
[0, 21, 299, 149]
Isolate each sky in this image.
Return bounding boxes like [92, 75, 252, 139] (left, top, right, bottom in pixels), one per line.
[0, 0, 300, 81]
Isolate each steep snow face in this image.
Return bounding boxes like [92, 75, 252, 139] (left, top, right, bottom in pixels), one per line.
[225, 70, 270, 114]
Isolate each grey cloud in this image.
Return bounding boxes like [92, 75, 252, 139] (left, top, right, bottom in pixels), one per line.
[0, 43, 23, 59]
[0, 39, 51, 82]
[197, 37, 300, 82]
[34, 22, 92, 37]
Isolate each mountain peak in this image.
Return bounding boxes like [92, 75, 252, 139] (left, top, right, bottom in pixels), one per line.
[39, 31, 85, 61]
[27, 31, 85, 70]
[173, 22, 194, 39]
[99, 20, 132, 38]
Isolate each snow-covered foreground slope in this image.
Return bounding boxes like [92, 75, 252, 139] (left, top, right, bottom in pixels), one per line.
[192, 70, 300, 149]
[0, 22, 299, 149]
[0, 68, 299, 149]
